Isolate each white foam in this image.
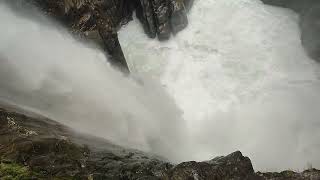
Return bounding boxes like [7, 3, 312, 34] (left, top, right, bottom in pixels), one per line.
[0, 2, 188, 162]
[119, 0, 320, 170]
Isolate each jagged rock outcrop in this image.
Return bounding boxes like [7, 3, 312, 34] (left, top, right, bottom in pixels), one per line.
[6, 0, 191, 72]
[1, 106, 320, 179]
[167, 151, 258, 180]
[261, 0, 320, 62]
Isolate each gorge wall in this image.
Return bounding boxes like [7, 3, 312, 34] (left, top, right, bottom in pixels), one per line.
[261, 0, 320, 62]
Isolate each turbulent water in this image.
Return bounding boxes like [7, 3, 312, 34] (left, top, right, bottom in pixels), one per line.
[0, 2, 188, 162]
[119, 0, 320, 170]
[1, 0, 320, 171]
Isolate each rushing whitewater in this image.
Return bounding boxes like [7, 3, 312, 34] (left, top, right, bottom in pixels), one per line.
[119, 0, 320, 170]
[0, 3, 188, 162]
[1, 0, 320, 171]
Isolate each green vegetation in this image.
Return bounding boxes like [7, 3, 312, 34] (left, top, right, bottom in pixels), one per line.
[0, 162, 35, 180]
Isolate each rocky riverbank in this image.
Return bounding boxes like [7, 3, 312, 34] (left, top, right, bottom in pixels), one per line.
[0, 106, 319, 179]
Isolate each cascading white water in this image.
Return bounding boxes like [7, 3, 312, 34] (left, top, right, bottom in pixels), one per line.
[1, 0, 320, 171]
[119, 0, 320, 170]
[0, 2, 189, 162]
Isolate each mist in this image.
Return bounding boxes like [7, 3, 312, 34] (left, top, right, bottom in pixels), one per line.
[1, 0, 320, 171]
[0, 2, 188, 162]
[119, 0, 320, 170]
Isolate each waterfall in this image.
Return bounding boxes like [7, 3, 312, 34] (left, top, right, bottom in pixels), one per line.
[1, 0, 320, 171]
[119, 0, 320, 170]
[0, 2, 188, 162]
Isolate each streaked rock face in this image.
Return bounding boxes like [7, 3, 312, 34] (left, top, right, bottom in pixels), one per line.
[136, 0, 188, 40]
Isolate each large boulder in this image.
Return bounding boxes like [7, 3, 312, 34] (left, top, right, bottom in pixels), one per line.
[261, 0, 320, 62]
[167, 151, 258, 180]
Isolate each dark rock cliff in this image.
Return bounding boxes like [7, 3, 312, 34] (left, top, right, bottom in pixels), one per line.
[261, 0, 320, 62]
[5, 0, 192, 73]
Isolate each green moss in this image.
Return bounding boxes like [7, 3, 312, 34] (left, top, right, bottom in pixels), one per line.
[0, 162, 83, 180]
[53, 177, 76, 180]
[0, 163, 35, 180]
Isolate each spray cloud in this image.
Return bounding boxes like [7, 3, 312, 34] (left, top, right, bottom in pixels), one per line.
[0, 2, 188, 162]
[2, 0, 320, 171]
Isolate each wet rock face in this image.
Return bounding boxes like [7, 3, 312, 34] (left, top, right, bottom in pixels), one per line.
[23, 0, 135, 73]
[0, 106, 255, 179]
[9, 0, 190, 72]
[167, 151, 258, 180]
[0, 107, 171, 179]
[261, 0, 320, 62]
[136, 0, 189, 40]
